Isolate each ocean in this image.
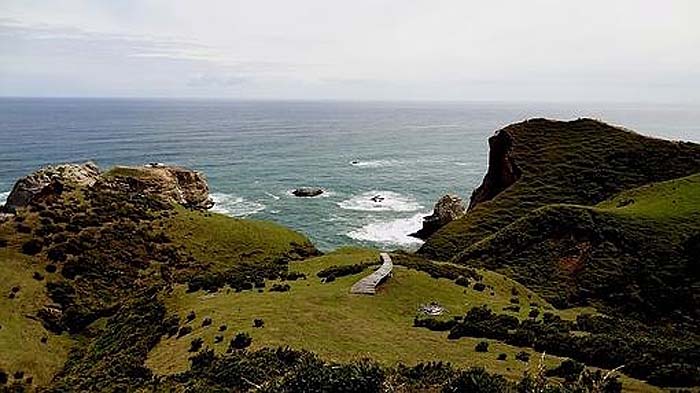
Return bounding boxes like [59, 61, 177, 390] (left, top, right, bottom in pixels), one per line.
[1, 98, 699, 251]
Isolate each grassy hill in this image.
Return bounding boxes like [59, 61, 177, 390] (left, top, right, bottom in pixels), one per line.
[454, 174, 700, 324]
[144, 247, 657, 392]
[0, 169, 317, 390]
[420, 118, 700, 261]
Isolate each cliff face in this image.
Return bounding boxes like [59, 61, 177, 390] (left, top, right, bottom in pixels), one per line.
[411, 194, 465, 240]
[2, 162, 101, 212]
[2, 163, 214, 213]
[102, 165, 214, 210]
[419, 118, 700, 261]
[468, 130, 521, 210]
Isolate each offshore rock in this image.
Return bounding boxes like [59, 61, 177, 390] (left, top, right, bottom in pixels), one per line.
[292, 187, 324, 197]
[411, 194, 466, 240]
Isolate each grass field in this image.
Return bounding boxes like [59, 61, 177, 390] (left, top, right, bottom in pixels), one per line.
[0, 221, 73, 386]
[146, 247, 655, 392]
[160, 207, 317, 272]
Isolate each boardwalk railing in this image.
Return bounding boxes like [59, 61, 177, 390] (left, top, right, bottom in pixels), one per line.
[350, 253, 393, 295]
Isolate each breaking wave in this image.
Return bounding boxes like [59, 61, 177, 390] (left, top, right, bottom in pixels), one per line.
[346, 212, 426, 247]
[337, 191, 422, 212]
[210, 193, 265, 217]
[0, 191, 9, 206]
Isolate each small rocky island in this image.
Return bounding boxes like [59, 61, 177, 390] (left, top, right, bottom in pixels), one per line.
[291, 187, 324, 197]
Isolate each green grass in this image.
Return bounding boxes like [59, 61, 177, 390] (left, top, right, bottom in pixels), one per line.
[159, 207, 317, 272]
[103, 166, 158, 179]
[420, 118, 700, 261]
[597, 173, 700, 221]
[0, 223, 73, 386]
[453, 173, 700, 323]
[147, 248, 601, 381]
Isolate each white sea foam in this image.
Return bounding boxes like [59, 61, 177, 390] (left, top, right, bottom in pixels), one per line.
[0, 191, 9, 206]
[338, 191, 422, 212]
[210, 193, 265, 217]
[264, 192, 280, 200]
[346, 212, 427, 247]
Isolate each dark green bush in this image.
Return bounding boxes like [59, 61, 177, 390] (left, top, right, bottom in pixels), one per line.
[189, 337, 204, 352]
[229, 332, 252, 351]
[475, 341, 489, 352]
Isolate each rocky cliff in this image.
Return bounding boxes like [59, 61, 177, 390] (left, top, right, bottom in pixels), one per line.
[411, 194, 465, 240]
[2, 163, 214, 213]
[468, 129, 521, 210]
[101, 165, 214, 209]
[2, 162, 101, 212]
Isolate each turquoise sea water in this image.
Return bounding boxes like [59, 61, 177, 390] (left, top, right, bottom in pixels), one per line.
[1, 98, 699, 251]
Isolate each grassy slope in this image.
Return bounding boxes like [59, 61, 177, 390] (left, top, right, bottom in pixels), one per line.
[420, 118, 700, 261]
[0, 218, 73, 386]
[454, 174, 700, 320]
[160, 207, 316, 273]
[146, 248, 655, 392]
[0, 176, 316, 388]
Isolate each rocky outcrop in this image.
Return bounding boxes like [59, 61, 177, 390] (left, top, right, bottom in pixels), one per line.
[100, 165, 214, 209]
[1, 162, 100, 212]
[468, 129, 521, 210]
[292, 187, 324, 197]
[410, 194, 466, 240]
[2, 162, 214, 212]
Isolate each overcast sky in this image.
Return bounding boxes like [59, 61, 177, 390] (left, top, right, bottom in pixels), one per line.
[1, 0, 698, 101]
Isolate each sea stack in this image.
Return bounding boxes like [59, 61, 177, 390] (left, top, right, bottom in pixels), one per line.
[410, 194, 465, 240]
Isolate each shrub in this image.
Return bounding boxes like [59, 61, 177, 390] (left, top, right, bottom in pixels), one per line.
[515, 351, 530, 362]
[497, 353, 507, 361]
[0, 238, 7, 248]
[455, 276, 470, 287]
[45, 264, 57, 273]
[202, 317, 212, 327]
[13, 371, 24, 380]
[177, 326, 193, 338]
[32, 272, 44, 281]
[473, 282, 486, 291]
[229, 332, 252, 351]
[218, 324, 227, 332]
[21, 239, 43, 255]
[503, 305, 520, 313]
[528, 309, 540, 319]
[317, 262, 374, 279]
[186, 311, 196, 322]
[324, 274, 336, 283]
[0, 369, 7, 384]
[442, 367, 512, 393]
[475, 341, 489, 352]
[270, 283, 291, 292]
[546, 359, 585, 382]
[253, 319, 265, 328]
[189, 337, 204, 352]
[413, 317, 456, 331]
[214, 335, 223, 343]
[509, 297, 520, 304]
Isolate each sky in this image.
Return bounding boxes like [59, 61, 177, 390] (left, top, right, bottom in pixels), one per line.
[0, 0, 699, 102]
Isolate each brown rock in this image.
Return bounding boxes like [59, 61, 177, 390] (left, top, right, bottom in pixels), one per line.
[468, 129, 521, 210]
[2, 162, 100, 212]
[411, 194, 466, 240]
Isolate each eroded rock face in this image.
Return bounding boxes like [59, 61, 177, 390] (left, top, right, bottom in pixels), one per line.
[411, 194, 466, 240]
[2, 162, 101, 212]
[468, 129, 521, 210]
[101, 165, 214, 209]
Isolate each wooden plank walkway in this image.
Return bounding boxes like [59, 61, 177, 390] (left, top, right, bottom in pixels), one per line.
[350, 252, 393, 295]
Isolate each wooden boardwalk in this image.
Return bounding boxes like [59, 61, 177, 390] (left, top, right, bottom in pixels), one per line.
[350, 253, 393, 295]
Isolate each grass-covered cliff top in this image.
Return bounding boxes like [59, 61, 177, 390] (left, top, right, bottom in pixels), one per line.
[420, 118, 700, 260]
